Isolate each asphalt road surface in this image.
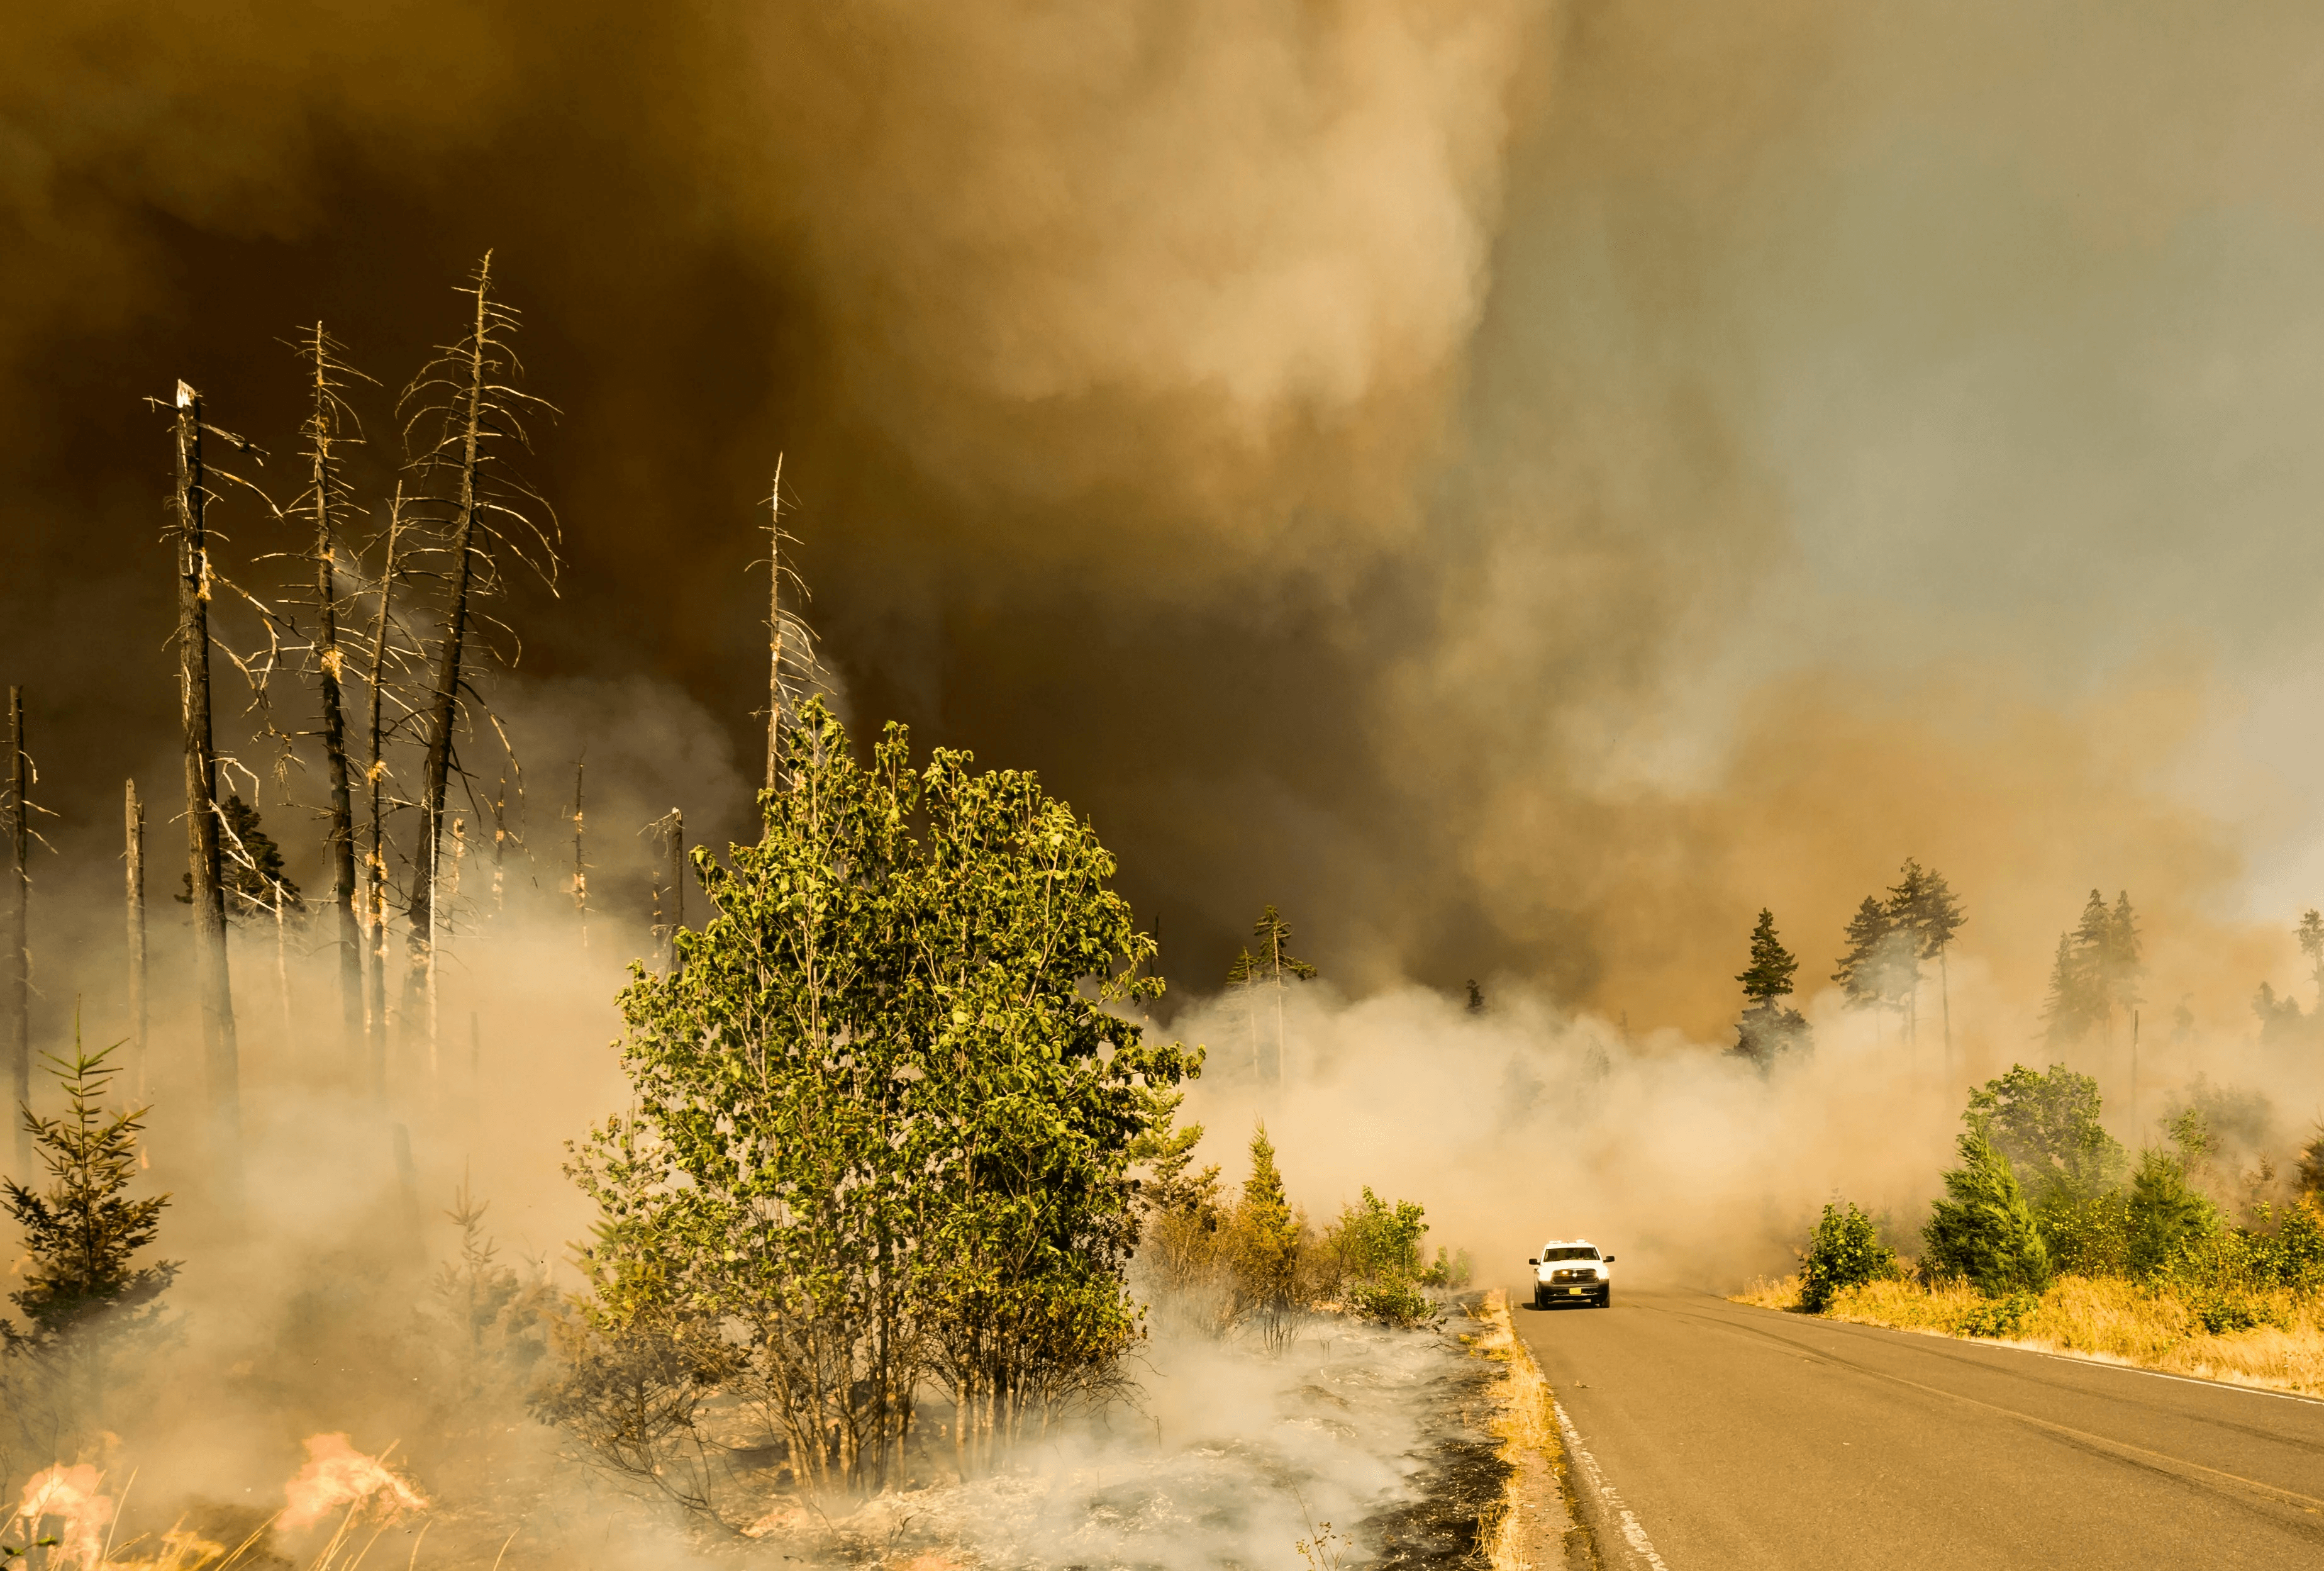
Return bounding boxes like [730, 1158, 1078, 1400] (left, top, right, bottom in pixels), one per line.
[1510, 1282, 2324, 1570]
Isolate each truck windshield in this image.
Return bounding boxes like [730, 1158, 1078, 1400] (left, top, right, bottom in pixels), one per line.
[1542, 1246, 1599, 1261]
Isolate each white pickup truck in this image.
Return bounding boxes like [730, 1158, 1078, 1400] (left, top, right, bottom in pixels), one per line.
[1528, 1240, 1614, 1309]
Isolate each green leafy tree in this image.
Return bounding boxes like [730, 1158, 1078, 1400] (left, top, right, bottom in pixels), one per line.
[1965, 1064, 2127, 1209]
[2, 1026, 176, 1420]
[1798, 1200, 1897, 1313]
[565, 702, 1194, 1499]
[1732, 908, 1810, 1068]
[1923, 1129, 2050, 1296]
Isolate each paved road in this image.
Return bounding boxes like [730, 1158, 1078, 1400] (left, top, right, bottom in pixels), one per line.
[1509, 1282, 2324, 1570]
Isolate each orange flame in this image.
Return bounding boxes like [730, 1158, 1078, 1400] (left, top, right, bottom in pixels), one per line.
[278, 1434, 427, 1531]
[11, 1465, 115, 1570]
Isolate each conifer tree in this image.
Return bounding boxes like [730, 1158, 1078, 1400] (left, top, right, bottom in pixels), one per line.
[1887, 860, 1967, 1060]
[1732, 908, 1811, 1068]
[2, 1021, 177, 1415]
[2300, 909, 2324, 1013]
[1228, 1124, 1302, 1354]
[2100, 891, 2142, 1033]
[1832, 895, 1912, 1026]
[1922, 1127, 2049, 1295]
[1235, 905, 1315, 1086]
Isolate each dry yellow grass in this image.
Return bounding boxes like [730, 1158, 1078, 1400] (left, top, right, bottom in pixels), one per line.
[1731, 1273, 2324, 1396]
[1466, 1290, 1569, 1571]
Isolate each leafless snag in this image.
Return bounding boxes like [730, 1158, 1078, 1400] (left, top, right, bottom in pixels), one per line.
[3, 688, 25, 1177]
[758, 459, 821, 808]
[396, 252, 559, 1054]
[645, 809, 683, 975]
[165, 380, 259, 1190]
[570, 755, 587, 950]
[125, 780, 148, 1101]
[287, 321, 378, 1062]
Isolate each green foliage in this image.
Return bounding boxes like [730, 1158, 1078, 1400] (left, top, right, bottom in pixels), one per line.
[2034, 1188, 2132, 1278]
[1226, 1126, 1307, 1348]
[561, 702, 1194, 1498]
[1245, 905, 1318, 985]
[1832, 861, 1967, 1020]
[2296, 1125, 2324, 1204]
[1967, 1064, 2127, 1208]
[2125, 1148, 2218, 1276]
[1798, 1200, 1898, 1314]
[1923, 1129, 2050, 1296]
[1733, 908, 1813, 1068]
[3, 1032, 175, 1366]
[1956, 1292, 2039, 1339]
[1736, 909, 1799, 1002]
[1420, 1245, 1474, 1290]
[2043, 889, 2140, 1048]
[175, 795, 301, 915]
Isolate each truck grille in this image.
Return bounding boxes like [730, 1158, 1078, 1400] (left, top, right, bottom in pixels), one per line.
[1551, 1269, 1597, 1283]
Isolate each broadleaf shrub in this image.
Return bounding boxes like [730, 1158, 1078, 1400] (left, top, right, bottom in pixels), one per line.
[1799, 1201, 1897, 1313]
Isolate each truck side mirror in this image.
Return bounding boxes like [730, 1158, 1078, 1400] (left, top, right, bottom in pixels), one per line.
[1526, 1258, 1537, 1265]
[1604, 1256, 1617, 1263]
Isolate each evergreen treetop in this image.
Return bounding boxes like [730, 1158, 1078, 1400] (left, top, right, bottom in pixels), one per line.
[1247, 905, 1317, 985]
[1737, 908, 1799, 1002]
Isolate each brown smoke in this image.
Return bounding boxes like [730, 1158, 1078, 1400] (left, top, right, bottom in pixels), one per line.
[3, 0, 2322, 1051]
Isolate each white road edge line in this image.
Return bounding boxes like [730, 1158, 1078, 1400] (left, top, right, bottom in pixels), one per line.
[1553, 1399, 1671, 1571]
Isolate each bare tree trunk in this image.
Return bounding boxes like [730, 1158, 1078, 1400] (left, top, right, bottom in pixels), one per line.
[125, 780, 148, 1099]
[175, 381, 242, 1180]
[303, 324, 366, 1060]
[4, 688, 26, 1176]
[364, 498, 400, 1101]
[765, 456, 786, 797]
[490, 770, 509, 914]
[571, 758, 587, 949]
[273, 880, 294, 1058]
[406, 257, 496, 1031]
[667, 808, 683, 973]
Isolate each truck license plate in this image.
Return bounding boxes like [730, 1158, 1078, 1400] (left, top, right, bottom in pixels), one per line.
[1567, 1288, 1589, 1295]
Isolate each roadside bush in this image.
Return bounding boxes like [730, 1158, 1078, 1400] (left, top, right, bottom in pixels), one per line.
[1799, 1201, 1897, 1314]
[1956, 1292, 2039, 1339]
[2127, 1149, 2218, 1276]
[2188, 1289, 2269, 1336]
[1923, 1130, 2050, 1296]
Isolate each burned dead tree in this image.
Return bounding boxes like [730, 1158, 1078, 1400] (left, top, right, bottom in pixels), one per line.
[396, 253, 558, 1048]
[4, 688, 25, 1175]
[292, 323, 374, 1058]
[759, 460, 820, 807]
[570, 757, 587, 949]
[361, 493, 404, 1097]
[126, 779, 148, 1097]
[647, 808, 683, 973]
[171, 381, 243, 1171]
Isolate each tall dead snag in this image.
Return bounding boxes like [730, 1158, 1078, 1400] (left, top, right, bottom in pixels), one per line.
[125, 780, 148, 1099]
[172, 381, 243, 1171]
[570, 758, 587, 949]
[291, 323, 375, 1060]
[764, 456, 787, 795]
[647, 808, 682, 973]
[3, 688, 26, 1175]
[362, 495, 402, 1099]
[397, 253, 558, 1045]
[759, 460, 820, 811]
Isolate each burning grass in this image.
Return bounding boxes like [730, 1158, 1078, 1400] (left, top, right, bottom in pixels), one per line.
[1735, 1272, 2324, 1395]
